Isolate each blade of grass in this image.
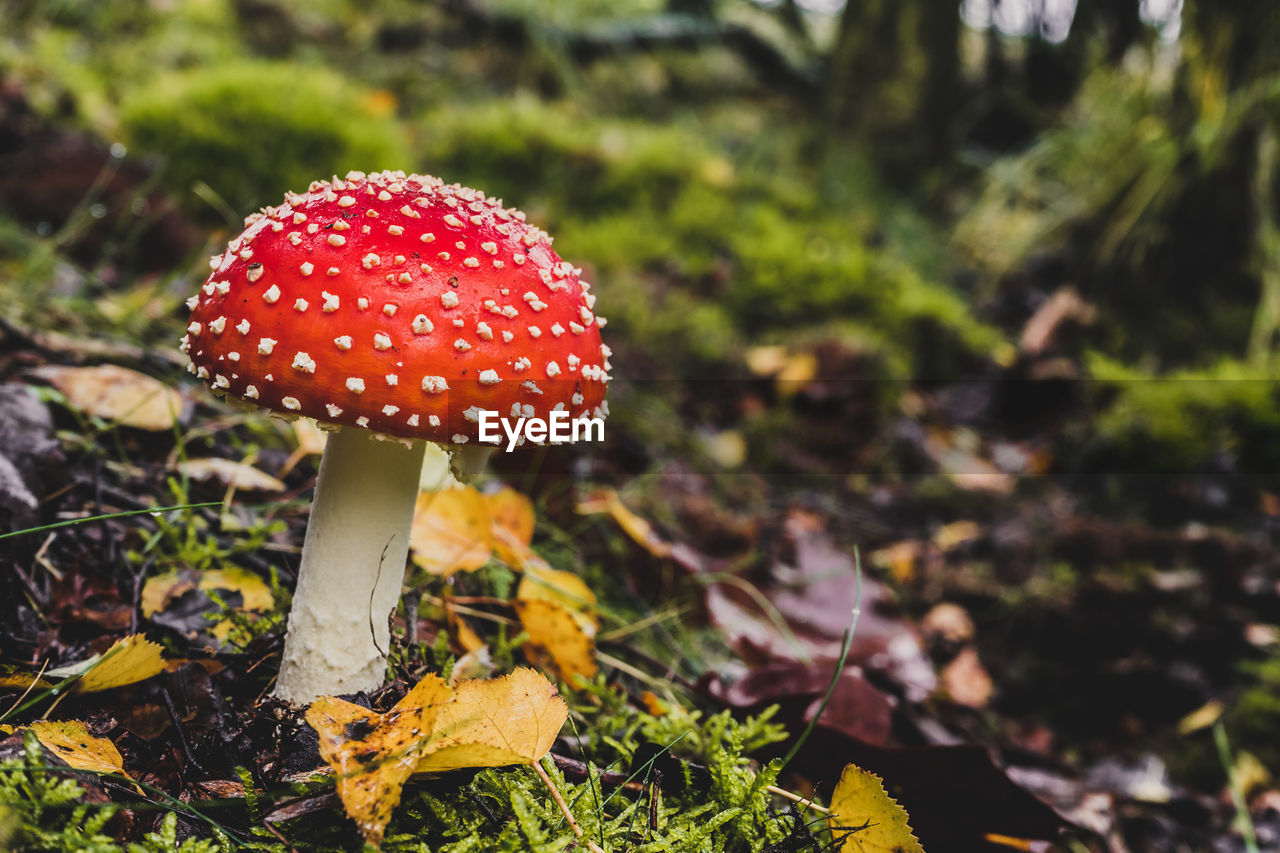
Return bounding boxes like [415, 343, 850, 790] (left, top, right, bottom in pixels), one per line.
[0, 502, 222, 541]
[1214, 721, 1260, 853]
[778, 548, 863, 771]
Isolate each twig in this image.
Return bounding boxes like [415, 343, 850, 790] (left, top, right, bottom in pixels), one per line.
[259, 818, 299, 853]
[596, 640, 696, 690]
[1, 660, 49, 721]
[765, 784, 830, 814]
[550, 752, 642, 792]
[162, 686, 209, 778]
[32, 533, 63, 581]
[421, 595, 516, 626]
[534, 758, 604, 853]
[595, 650, 666, 689]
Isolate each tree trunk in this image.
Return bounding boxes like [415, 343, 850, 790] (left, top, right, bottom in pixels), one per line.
[825, 0, 963, 175]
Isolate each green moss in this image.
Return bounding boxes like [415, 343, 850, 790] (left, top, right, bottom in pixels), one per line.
[1087, 353, 1280, 471]
[418, 98, 1002, 380]
[121, 60, 410, 218]
[418, 98, 714, 221]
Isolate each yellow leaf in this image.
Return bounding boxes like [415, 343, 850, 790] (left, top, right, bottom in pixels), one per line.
[514, 599, 597, 686]
[143, 568, 274, 618]
[870, 541, 922, 585]
[576, 489, 671, 558]
[932, 520, 981, 553]
[306, 675, 453, 847]
[34, 364, 183, 431]
[0, 670, 53, 690]
[442, 598, 487, 654]
[1178, 700, 1226, 735]
[828, 763, 925, 853]
[518, 563, 598, 635]
[486, 488, 535, 549]
[409, 487, 493, 576]
[483, 484, 535, 563]
[745, 345, 788, 376]
[417, 668, 567, 773]
[775, 351, 818, 398]
[486, 488, 537, 566]
[364, 89, 398, 117]
[74, 635, 166, 693]
[178, 458, 285, 493]
[305, 670, 566, 845]
[30, 721, 139, 791]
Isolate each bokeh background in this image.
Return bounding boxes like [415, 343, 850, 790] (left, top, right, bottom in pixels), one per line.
[5, 0, 1280, 849]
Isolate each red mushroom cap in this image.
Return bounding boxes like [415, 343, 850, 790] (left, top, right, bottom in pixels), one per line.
[181, 170, 610, 444]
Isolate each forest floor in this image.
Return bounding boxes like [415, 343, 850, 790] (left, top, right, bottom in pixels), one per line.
[2, 28, 1280, 852]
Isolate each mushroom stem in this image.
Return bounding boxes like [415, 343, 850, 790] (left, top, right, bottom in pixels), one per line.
[274, 426, 427, 704]
[448, 444, 495, 483]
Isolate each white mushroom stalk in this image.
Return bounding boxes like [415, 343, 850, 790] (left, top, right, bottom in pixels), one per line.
[273, 428, 427, 704]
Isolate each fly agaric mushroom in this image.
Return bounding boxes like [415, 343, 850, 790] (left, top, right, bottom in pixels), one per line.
[181, 170, 610, 704]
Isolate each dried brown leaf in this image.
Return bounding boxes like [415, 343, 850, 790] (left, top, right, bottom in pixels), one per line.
[34, 364, 183, 431]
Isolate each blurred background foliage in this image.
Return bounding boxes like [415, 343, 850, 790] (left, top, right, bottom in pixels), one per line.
[3, 0, 1280, 481]
[1, 0, 1280, 479]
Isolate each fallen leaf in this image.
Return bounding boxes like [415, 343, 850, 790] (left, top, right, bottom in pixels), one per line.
[450, 646, 495, 683]
[518, 563, 598, 634]
[514, 599, 598, 685]
[0, 670, 53, 690]
[1018, 286, 1093, 356]
[870, 541, 924, 585]
[1177, 699, 1225, 735]
[51, 572, 133, 630]
[178, 458, 285, 493]
[920, 603, 975, 648]
[924, 430, 1014, 494]
[709, 662, 896, 746]
[417, 668, 567, 773]
[442, 598, 487, 654]
[932, 520, 981, 552]
[745, 345, 788, 376]
[142, 568, 274, 650]
[706, 525, 937, 703]
[576, 488, 671, 558]
[514, 560, 599, 681]
[409, 487, 493, 576]
[45, 634, 166, 693]
[640, 691, 668, 716]
[30, 721, 140, 791]
[305, 669, 567, 845]
[33, 364, 183, 431]
[940, 647, 994, 709]
[699, 429, 747, 468]
[776, 351, 819, 398]
[306, 674, 453, 846]
[486, 488, 535, 565]
[142, 567, 274, 618]
[828, 763, 924, 853]
[281, 419, 329, 477]
[797, 736, 1070, 848]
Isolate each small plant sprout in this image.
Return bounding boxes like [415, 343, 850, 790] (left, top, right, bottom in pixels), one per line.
[182, 170, 610, 704]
